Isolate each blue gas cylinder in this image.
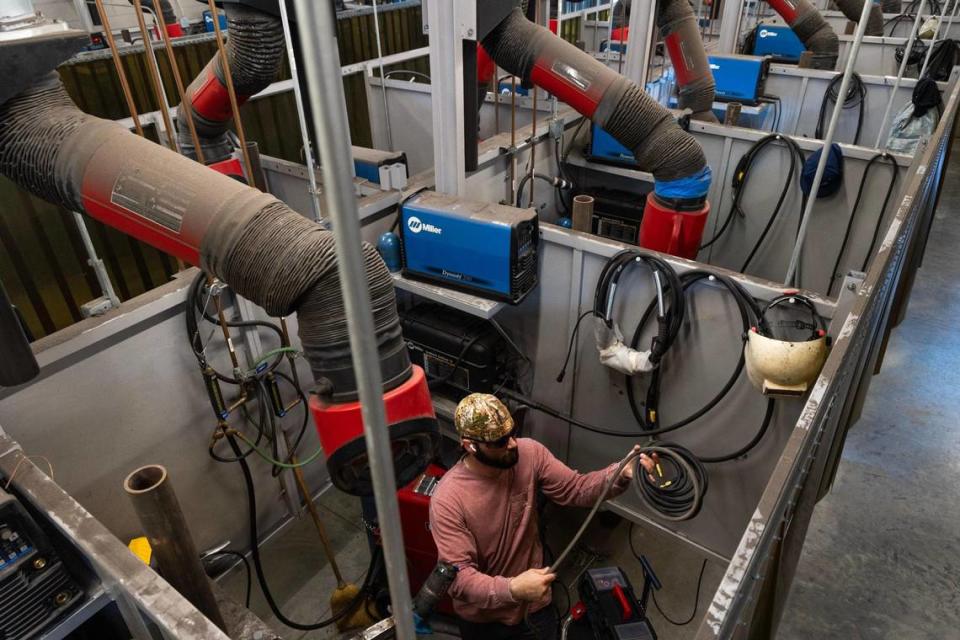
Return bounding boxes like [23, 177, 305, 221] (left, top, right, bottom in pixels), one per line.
[377, 232, 402, 272]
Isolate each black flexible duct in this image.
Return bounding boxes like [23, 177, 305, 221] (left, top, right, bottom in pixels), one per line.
[0, 74, 409, 402]
[834, 0, 884, 36]
[176, 4, 286, 160]
[657, 0, 717, 118]
[128, 0, 177, 25]
[482, 8, 707, 184]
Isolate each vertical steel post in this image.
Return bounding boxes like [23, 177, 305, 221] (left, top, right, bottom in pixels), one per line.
[277, 0, 325, 224]
[875, 0, 927, 148]
[72, 212, 120, 308]
[784, 0, 874, 286]
[718, 0, 746, 53]
[623, 0, 656, 86]
[290, 2, 416, 639]
[371, 0, 395, 151]
[425, 0, 468, 195]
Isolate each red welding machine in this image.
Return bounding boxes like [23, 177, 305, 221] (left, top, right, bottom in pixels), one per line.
[397, 464, 454, 615]
[310, 365, 440, 496]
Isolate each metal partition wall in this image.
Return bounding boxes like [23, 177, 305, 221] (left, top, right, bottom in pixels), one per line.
[823, 10, 960, 39]
[764, 67, 955, 145]
[365, 81, 914, 298]
[504, 227, 834, 560]
[837, 35, 918, 75]
[694, 63, 960, 640]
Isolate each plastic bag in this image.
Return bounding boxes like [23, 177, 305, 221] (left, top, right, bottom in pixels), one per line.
[885, 101, 938, 155]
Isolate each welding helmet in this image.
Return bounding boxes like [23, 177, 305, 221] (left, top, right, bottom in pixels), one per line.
[744, 294, 830, 396]
[454, 393, 515, 442]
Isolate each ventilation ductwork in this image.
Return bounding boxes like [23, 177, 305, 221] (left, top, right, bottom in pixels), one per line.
[175, 4, 286, 162]
[833, 0, 884, 36]
[766, 0, 840, 68]
[0, 73, 409, 402]
[482, 7, 710, 197]
[658, 0, 717, 119]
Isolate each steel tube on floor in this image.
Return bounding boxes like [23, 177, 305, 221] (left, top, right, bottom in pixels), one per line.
[290, 2, 416, 639]
[784, 0, 874, 285]
[124, 464, 227, 632]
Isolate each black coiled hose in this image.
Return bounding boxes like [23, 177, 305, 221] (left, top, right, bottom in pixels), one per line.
[699, 134, 806, 274]
[816, 72, 867, 146]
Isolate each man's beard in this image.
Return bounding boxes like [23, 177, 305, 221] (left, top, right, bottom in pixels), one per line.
[473, 447, 519, 469]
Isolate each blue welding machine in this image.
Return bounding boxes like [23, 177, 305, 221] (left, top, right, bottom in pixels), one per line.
[708, 54, 769, 105]
[588, 124, 636, 167]
[752, 23, 806, 62]
[400, 192, 540, 304]
[353, 146, 407, 186]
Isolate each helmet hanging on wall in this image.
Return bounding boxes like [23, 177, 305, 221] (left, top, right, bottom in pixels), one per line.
[744, 294, 830, 396]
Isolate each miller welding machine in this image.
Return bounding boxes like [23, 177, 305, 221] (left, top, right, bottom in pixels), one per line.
[400, 192, 539, 304]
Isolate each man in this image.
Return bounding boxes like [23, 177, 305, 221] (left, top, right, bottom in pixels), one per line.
[429, 393, 657, 640]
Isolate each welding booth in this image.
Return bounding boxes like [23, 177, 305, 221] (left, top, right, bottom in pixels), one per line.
[0, 0, 957, 639]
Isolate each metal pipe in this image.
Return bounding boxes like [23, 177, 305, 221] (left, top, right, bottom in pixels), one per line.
[124, 465, 227, 632]
[718, 0, 746, 53]
[71, 212, 120, 308]
[784, 0, 874, 286]
[130, 0, 179, 153]
[277, 0, 324, 224]
[205, 0, 256, 180]
[371, 0, 394, 151]
[875, 0, 927, 148]
[919, 0, 958, 78]
[94, 0, 145, 138]
[290, 2, 416, 639]
[153, 9, 205, 163]
[572, 194, 594, 232]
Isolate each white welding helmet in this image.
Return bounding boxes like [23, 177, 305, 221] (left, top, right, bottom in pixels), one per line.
[744, 294, 830, 396]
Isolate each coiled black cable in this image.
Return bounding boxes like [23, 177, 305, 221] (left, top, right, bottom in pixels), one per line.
[698, 134, 806, 276]
[828, 152, 899, 296]
[816, 72, 867, 146]
[632, 443, 707, 521]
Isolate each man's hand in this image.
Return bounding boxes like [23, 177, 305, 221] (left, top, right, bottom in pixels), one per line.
[509, 568, 556, 602]
[620, 446, 659, 483]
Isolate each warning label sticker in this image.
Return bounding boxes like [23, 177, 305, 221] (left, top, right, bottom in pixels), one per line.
[110, 166, 194, 233]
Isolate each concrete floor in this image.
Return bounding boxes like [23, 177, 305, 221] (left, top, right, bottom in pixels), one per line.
[220, 159, 960, 640]
[778, 158, 960, 638]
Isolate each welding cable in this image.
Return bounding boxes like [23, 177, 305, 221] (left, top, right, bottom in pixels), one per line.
[626, 270, 761, 435]
[205, 550, 252, 608]
[698, 134, 804, 261]
[222, 434, 376, 630]
[541, 445, 703, 540]
[828, 152, 899, 296]
[628, 522, 707, 626]
[185, 271, 287, 384]
[515, 172, 573, 207]
[815, 72, 867, 146]
[593, 249, 686, 369]
[632, 443, 707, 521]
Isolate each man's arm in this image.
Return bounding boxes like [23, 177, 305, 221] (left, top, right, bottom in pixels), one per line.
[429, 495, 518, 608]
[531, 439, 630, 508]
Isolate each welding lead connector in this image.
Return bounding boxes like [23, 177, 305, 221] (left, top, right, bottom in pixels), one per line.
[202, 367, 229, 420]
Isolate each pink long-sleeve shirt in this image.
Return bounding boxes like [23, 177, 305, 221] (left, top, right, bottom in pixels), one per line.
[428, 438, 628, 625]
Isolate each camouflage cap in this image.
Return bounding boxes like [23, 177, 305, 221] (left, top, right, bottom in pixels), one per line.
[454, 393, 515, 441]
